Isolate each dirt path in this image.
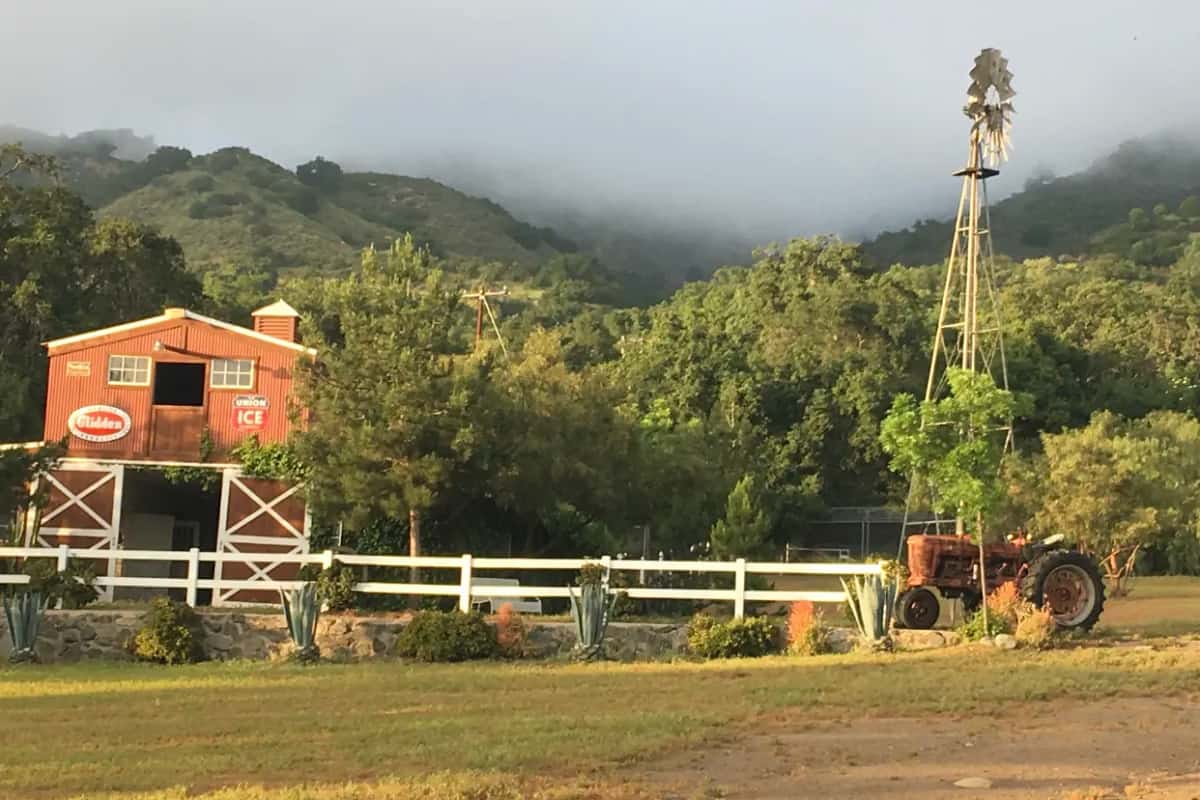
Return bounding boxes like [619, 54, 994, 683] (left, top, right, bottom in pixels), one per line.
[632, 698, 1200, 799]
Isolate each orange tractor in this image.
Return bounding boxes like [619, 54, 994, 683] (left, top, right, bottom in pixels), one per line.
[895, 533, 1105, 631]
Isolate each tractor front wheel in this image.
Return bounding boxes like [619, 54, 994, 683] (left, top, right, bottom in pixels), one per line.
[896, 587, 940, 630]
[1020, 550, 1105, 631]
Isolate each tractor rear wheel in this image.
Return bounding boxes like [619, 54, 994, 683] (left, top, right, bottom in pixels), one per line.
[897, 587, 940, 630]
[1020, 550, 1105, 630]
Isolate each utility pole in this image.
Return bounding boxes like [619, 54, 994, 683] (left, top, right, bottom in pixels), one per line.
[462, 285, 509, 354]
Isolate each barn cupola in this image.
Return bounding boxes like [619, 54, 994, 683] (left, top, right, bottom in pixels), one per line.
[251, 300, 301, 343]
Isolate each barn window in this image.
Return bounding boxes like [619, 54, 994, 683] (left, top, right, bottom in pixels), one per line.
[107, 355, 151, 386]
[210, 358, 255, 389]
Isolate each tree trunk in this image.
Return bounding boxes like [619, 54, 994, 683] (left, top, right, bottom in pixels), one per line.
[408, 507, 422, 609]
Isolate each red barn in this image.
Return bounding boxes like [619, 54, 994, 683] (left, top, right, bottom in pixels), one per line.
[23, 301, 316, 604]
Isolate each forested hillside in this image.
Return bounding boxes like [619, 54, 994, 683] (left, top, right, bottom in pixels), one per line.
[7, 132, 1200, 572]
[865, 135, 1200, 267]
[0, 129, 587, 276]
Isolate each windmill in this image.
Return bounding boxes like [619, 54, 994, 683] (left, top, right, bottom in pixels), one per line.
[900, 48, 1017, 549]
[892, 49, 1021, 628]
[924, 48, 1015, 426]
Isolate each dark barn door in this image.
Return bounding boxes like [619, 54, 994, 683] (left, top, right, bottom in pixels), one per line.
[151, 361, 206, 459]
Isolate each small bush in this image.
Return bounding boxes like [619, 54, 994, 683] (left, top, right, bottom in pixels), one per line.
[283, 186, 319, 214]
[187, 174, 216, 192]
[786, 600, 833, 656]
[297, 563, 356, 611]
[187, 198, 232, 219]
[494, 603, 530, 659]
[957, 608, 1010, 641]
[958, 582, 1035, 642]
[133, 598, 205, 664]
[986, 581, 1025, 628]
[396, 610, 496, 662]
[688, 614, 780, 659]
[1015, 605, 1057, 650]
[22, 559, 99, 609]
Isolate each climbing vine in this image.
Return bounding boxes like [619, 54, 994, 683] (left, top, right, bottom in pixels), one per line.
[231, 435, 309, 481]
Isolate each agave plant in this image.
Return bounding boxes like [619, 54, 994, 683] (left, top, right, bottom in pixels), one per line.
[567, 564, 616, 662]
[3, 591, 46, 664]
[841, 571, 899, 646]
[279, 583, 321, 664]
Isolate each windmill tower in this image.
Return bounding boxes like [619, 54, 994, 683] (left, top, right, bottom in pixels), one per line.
[903, 48, 1017, 544]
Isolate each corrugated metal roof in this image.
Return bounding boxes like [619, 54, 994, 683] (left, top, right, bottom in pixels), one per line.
[43, 308, 317, 356]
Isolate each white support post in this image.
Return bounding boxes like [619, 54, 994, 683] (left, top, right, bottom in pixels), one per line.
[211, 467, 235, 607]
[734, 558, 747, 618]
[600, 554, 612, 590]
[458, 554, 473, 612]
[322, 549, 334, 570]
[55, 544, 70, 610]
[186, 547, 200, 607]
[105, 465, 125, 603]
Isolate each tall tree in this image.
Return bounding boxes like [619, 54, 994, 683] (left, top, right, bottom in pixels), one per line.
[0, 145, 200, 439]
[292, 236, 467, 574]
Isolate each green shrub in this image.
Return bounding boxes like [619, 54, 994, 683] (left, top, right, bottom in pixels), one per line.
[1014, 606, 1058, 649]
[283, 186, 319, 214]
[187, 198, 232, 219]
[956, 607, 1013, 642]
[246, 169, 274, 189]
[395, 610, 496, 662]
[21, 559, 100, 609]
[297, 563, 356, 611]
[688, 614, 780, 659]
[205, 149, 241, 173]
[187, 174, 215, 192]
[132, 598, 205, 664]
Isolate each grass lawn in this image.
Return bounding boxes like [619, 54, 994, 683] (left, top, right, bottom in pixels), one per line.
[4, 643, 1200, 800]
[1097, 575, 1200, 637]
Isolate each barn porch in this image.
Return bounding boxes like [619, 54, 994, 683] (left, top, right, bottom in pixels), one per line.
[27, 458, 309, 605]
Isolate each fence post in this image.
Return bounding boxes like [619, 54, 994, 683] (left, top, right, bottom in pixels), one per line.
[186, 547, 200, 607]
[458, 554, 473, 613]
[734, 558, 747, 619]
[322, 549, 334, 570]
[600, 554, 612, 589]
[55, 544, 70, 610]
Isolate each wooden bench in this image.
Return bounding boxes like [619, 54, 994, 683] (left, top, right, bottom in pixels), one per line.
[470, 577, 543, 614]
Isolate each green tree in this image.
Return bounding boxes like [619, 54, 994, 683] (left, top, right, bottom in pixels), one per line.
[201, 261, 278, 323]
[1179, 195, 1200, 219]
[1128, 207, 1149, 231]
[709, 475, 771, 559]
[880, 369, 1023, 534]
[0, 145, 200, 439]
[295, 157, 343, 192]
[292, 236, 466, 572]
[1, 442, 62, 545]
[1034, 411, 1200, 580]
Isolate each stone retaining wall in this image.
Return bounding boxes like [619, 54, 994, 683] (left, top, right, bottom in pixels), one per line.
[0, 610, 955, 664]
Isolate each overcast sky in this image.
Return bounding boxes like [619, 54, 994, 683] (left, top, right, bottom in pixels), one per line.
[4, 1, 1199, 242]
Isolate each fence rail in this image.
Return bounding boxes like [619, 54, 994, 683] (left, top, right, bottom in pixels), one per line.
[0, 546, 881, 617]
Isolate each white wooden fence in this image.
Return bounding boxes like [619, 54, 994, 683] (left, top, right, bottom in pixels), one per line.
[0, 546, 882, 617]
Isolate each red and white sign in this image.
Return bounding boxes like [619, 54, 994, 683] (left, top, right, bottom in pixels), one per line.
[67, 405, 132, 443]
[232, 394, 270, 431]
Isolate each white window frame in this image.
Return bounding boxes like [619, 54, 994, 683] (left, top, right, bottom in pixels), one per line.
[106, 355, 151, 386]
[210, 358, 255, 390]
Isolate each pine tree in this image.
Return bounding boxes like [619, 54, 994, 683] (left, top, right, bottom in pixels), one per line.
[709, 475, 771, 559]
